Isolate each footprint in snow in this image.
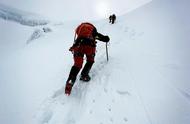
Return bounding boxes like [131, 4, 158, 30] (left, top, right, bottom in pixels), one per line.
[116, 90, 131, 96]
[123, 117, 128, 122]
[178, 89, 190, 102]
[40, 110, 53, 124]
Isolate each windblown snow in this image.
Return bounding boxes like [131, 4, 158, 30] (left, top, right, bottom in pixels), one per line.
[0, 0, 190, 124]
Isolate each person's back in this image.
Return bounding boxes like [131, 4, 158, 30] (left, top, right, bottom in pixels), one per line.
[76, 23, 94, 39]
[74, 22, 97, 46]
[112, 14, 116, 24]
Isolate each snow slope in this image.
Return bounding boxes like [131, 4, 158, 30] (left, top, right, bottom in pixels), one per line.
[0, 0, 190, 124]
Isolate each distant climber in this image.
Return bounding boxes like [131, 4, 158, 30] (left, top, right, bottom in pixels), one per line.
[109, 14, 116, 24]
[65, 22, 110, 95]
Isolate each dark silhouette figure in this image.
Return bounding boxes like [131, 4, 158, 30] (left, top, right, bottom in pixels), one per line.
[109, 14, 116, 24]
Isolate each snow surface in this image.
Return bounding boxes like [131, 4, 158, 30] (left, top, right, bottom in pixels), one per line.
[0, 0, 190, 124]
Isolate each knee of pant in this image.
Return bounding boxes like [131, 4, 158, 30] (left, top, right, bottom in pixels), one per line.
[74, 57, 83, 69]
[86, 54, 95, 63]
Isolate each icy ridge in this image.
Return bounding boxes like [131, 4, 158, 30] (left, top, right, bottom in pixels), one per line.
[0, 3, 49, 26]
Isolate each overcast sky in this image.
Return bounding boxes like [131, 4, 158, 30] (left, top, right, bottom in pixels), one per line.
[0, 0, 151, 21]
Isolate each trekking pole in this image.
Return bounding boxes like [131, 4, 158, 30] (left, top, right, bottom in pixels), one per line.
[106, 42, 109, 61]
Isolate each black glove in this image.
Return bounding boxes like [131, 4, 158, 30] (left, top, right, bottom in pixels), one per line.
[103, 35, 110, 42]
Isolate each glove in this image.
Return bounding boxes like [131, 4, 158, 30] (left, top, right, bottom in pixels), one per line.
[69, 46, 74, 51]
[69, 43, 78, 52]
[103, 35, 110, 42]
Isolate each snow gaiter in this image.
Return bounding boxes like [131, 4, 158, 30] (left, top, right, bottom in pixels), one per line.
[67, 66, 80, 84]
[81, 61, 94, 76]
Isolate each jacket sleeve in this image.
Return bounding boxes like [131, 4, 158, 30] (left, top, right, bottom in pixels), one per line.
[93, 28, 110, 42]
